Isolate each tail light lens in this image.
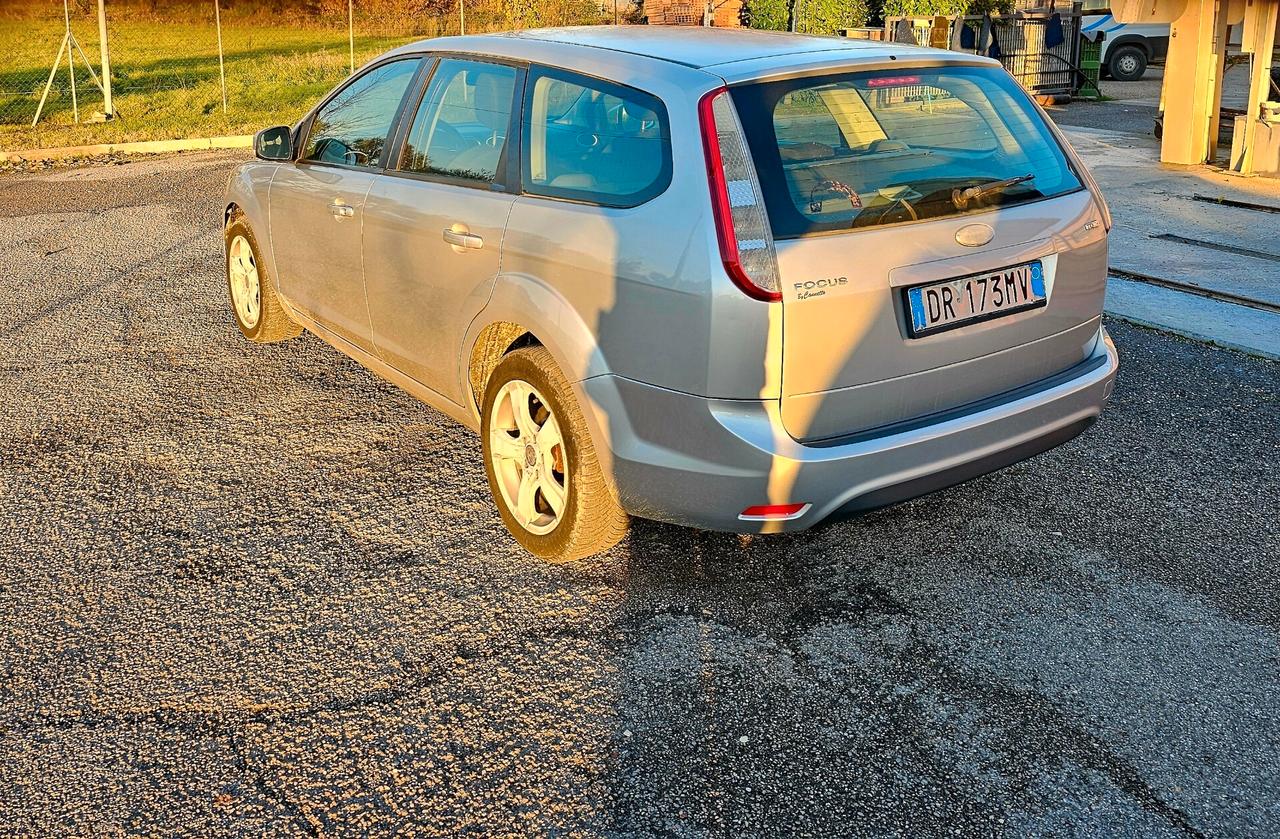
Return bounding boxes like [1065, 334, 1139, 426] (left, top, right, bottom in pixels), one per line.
[699, 88, 781, 303]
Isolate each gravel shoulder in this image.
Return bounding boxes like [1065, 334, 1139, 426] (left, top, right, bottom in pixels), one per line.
[0, 152, 1277, 837]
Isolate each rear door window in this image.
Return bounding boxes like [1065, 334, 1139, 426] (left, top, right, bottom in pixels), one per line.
[730, 65, 1083, 237]
[521, 67, 672, 207]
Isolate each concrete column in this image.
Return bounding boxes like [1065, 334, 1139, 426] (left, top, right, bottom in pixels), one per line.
[1231, 0, 1279, 172]
[1206, 6, 1232, 158]
[1161, 0, 1227, 164]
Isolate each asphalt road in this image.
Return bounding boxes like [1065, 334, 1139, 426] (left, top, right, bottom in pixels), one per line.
[1045, 73, 1162, 137]
[1, 152, 1278, 837]
[1045, 64, 1253, 138]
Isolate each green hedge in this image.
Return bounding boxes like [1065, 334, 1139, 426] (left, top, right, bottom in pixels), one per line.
[740, 0, 871, 35]
[881, 0, 1012, 17]
[738, 0, 1014, 30]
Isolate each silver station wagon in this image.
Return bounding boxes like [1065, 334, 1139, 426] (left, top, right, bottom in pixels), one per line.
[224, 27, 1119, 561]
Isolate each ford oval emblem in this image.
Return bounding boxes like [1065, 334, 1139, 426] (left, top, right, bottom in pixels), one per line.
[955, 223, 994, 247]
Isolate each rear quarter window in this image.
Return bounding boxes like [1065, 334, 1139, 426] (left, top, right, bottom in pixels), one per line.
[732, 65, 1083, 237]
[521, 67, 672, 208]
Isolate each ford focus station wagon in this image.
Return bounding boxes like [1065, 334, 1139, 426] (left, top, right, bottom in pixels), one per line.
[224, 27, 1119, 561]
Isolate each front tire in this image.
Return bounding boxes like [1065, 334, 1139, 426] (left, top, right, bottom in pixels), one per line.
[481, 346, 628, 562]
[225, 217, 301, 343]
[1107, 45, 1148, 82]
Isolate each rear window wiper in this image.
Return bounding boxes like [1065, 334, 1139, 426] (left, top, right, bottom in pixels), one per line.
[952, 173, 1036, 209]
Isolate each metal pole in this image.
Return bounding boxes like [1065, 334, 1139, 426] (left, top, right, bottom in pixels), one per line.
[32, 32, 69, 127]
[64, 0, 78, 123]
[97, 0, 113, 117]
[214, 0, 227, 114]
[613, 0, 618, 25]
[348, 0, 354, 75]
[459, 0, 465, 35]
[72, 35, 106, 93]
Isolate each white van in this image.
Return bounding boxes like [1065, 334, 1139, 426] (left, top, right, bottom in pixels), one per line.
[1080, 0, 1169, 81]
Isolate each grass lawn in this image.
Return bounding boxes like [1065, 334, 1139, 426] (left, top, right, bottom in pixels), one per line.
[0, 18, 418, 151]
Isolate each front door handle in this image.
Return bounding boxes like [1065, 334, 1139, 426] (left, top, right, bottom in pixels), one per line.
[330, 202, 355, 218]
[443, 228, 483, 250]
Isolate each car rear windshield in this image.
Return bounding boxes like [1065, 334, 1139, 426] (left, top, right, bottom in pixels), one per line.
[729, 65, 1083, 238]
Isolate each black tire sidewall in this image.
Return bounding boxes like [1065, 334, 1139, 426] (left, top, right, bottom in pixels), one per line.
[225, 219, 268, 341]
[480, 350, 586, 560]
[1109, 46, 1146, 82]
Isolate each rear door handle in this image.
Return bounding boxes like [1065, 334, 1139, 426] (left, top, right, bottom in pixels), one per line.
[330, 202, 355, 218]
[443, 228, 483, 250]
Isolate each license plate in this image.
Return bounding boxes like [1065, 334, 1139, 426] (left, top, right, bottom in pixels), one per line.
[905, 261, 1046, 338]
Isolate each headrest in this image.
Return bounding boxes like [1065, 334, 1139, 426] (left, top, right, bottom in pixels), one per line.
[472, 73, 509, 132]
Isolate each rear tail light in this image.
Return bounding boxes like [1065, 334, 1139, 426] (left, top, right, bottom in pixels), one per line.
[699, 88, 781, 303]
[738, 503, 811, 521]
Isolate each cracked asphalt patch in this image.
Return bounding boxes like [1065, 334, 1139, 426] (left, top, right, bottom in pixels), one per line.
[0, 151, 1277, 837]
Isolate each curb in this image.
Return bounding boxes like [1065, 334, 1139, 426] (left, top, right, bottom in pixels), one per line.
[2, 135, 253, 163]
[1104, 276, 1280, 362]
[1105, 309, 1280, 362]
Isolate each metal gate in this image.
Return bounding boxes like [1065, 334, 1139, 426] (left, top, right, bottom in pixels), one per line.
[884, 12, 1087, 98]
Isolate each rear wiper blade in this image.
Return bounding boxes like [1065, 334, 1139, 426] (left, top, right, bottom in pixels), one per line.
[952, 173, 1036, 209]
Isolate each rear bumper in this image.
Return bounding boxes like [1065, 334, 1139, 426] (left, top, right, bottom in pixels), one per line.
[581, 327, 1119, 533]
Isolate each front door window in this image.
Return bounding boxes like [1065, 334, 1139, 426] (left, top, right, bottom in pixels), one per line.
[302, 59, 421, 168]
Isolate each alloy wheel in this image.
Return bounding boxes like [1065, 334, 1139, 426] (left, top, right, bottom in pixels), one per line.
[488, 379, 569, 536]
[227, 234, 261, 330]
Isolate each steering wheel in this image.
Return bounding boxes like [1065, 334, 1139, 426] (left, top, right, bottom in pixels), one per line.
[874, 192, 919, 226]
[428, 121, 471, 155]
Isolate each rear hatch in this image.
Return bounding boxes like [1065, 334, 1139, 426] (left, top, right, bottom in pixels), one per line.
[728, 64, 1108, 442]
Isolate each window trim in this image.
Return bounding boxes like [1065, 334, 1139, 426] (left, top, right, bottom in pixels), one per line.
[385, 54, 527, 193]
[294, 54, 429, 175]
[519, 65, 673, 210]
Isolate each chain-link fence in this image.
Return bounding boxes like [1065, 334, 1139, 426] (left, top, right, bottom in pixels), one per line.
[0, 0, 638, 150]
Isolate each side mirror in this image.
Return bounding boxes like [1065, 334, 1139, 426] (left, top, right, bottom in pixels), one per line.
[254, 126, 293, 161]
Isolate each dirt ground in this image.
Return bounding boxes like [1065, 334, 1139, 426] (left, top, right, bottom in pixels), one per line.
[1, 151, 1277, 836]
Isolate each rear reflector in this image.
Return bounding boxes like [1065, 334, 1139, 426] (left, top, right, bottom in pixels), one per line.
[738, 503, 812, 521]
[699, 88, 782, 303]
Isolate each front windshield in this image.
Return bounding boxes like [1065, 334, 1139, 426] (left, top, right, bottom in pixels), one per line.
[730, 65, 1083, 237]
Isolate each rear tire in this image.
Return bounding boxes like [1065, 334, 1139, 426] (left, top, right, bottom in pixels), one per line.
[481, 346, 628, 562]
[225, 217, 301, 343]
[1107, 45, 1147, 82]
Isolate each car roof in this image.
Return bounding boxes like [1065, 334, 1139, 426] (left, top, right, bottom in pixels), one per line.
[504, 26, 930, 68]
[384, 27, 994, 86]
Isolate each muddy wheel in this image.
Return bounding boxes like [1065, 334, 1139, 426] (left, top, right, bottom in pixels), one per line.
[481, 346, 628, 562]
[225, 217, 301, 343]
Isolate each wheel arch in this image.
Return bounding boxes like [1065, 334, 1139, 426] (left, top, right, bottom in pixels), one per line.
[461, 274, 617, 475]
[1106, 35, 1152, 60]
[223, 162, 280, 290]
[467, 321, 541, 420]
